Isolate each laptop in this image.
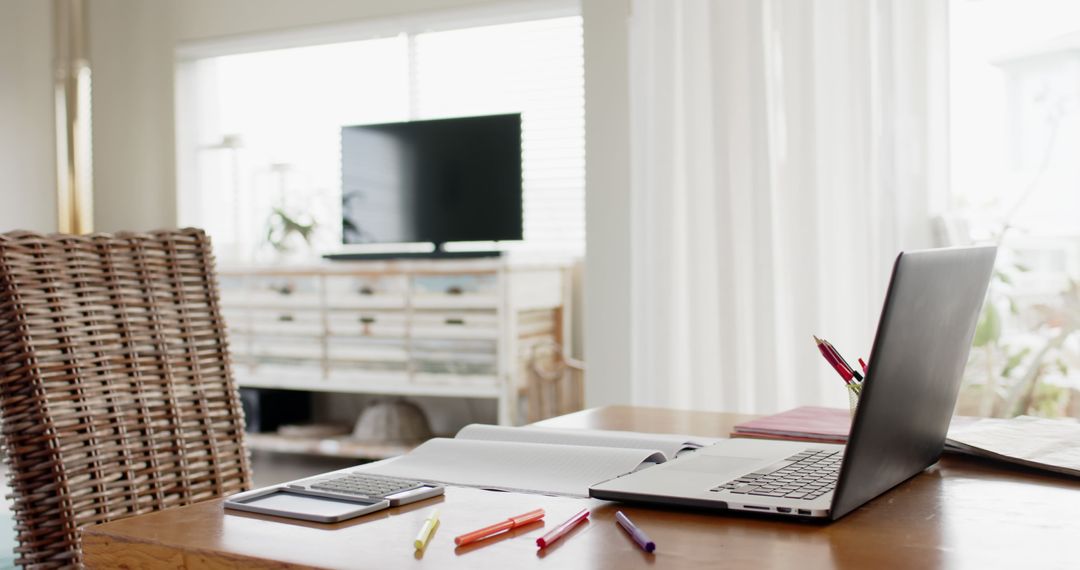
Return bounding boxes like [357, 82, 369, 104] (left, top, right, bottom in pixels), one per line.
[590, 246, 997, 520]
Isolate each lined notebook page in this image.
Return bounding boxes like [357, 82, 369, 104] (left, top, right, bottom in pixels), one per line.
[359, 438, 666, 497]
[455, 424, 721, 461]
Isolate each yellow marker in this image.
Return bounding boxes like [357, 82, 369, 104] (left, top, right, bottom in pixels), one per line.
[414, 508, 440, 550]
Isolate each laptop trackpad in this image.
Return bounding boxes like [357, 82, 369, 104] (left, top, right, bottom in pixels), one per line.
[664, 455, 763, 476]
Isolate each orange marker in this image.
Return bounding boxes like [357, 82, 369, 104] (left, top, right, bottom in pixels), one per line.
[454, 509, 545, 547]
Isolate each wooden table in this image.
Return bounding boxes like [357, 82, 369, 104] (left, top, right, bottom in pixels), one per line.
[82, 406, 1080, 569]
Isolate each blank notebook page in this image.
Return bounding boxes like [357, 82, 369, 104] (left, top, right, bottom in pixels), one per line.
[358, 438, 665, 497]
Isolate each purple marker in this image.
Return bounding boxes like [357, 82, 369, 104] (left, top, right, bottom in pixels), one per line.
[615, 511, 656, 553]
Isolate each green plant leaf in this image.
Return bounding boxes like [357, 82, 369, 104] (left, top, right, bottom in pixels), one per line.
[1001, 347, 1030, 378]
[972, 303, 1002, 347]
[994, 269, 1013, 285]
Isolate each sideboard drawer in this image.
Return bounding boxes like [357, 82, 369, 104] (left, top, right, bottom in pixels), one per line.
[410, 338, 498, 373]
[224, 275, 321, 309]
[411, 338, 497, 375]
[326, 311, 408, 338]
[238, 334, 323, 361]
[325, 275, 407, 309]
[240, 309, 323, 336]
[412, 274, 499, 309]
[326, 337, 409, 362]
[410, 311, 499, 339]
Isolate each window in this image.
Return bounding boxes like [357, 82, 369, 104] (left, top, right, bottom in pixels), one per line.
[176, 15, 584, 260]
[950, 0, 1080, 418]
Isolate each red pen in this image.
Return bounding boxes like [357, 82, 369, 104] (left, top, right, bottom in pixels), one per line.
[455, 509, 545, 547]
[536, 508, 589, 549]
[821, 338, 862, 382]
[858, 358, 868, 376]
[813, 336, 853, 384]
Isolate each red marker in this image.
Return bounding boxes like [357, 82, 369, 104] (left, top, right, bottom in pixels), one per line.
[455, 509, 545, 547]
[536, 508, 589, 549]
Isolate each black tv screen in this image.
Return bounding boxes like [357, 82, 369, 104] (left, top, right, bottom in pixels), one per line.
[341, 114, 523, 246]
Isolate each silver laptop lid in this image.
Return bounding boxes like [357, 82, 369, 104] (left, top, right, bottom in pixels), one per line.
[830, 246, 996, 519]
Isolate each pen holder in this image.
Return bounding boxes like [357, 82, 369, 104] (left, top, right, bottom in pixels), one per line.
[846, 383, 861, 416]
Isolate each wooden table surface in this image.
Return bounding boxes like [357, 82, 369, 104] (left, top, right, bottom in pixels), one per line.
[82, 406, 1080, 569]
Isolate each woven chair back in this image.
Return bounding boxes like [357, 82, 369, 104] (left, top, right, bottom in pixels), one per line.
[0, 229, 251, 568]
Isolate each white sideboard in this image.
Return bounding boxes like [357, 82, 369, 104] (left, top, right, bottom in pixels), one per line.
[217, 257, 573, 426]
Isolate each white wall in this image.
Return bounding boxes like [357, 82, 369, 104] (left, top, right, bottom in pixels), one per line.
[0, 0, 178, 235]
[0, 0, 57, 233]
[582, 0, 633, 406]
[172, 0, 513, 42]
[89, 0, 177, 232]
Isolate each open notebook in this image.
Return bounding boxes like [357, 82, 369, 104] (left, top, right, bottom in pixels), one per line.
[356, 424, 721, 498]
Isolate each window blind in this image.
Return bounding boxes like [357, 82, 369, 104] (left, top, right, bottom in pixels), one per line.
[411, 16, 585, 252]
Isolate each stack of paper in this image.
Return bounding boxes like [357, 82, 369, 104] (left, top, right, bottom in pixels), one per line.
[945, 415, 1080, 477]
[731, 406, 851, 443]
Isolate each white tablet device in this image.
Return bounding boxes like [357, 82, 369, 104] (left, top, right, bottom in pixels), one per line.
[225, 487, 390, 523]
[224, 472, 445, 523]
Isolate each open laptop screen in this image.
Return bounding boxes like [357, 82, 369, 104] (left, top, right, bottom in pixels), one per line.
[831, 246, 996, 519]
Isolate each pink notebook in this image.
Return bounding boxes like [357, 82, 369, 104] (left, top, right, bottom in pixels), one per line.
[731, 406, 852, 444]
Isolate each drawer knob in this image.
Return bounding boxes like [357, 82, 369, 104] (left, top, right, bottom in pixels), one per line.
[358, 286, 375, 296]
[445, 286, 464, 295]
[277, 314, 294, 322]
[445, 318, 465, 326]
[359, 316, 376, 324]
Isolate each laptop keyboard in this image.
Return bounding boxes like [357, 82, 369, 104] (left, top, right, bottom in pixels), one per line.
[308, 473, 423, 498]
[710, 449, 842, 500]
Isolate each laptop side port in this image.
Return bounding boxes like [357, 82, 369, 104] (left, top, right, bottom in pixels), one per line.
[776, 507, 792, 513]
[797, 509, 812, 515]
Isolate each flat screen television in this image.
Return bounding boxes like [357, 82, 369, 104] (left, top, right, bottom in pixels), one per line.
[340, 114, 523, 252]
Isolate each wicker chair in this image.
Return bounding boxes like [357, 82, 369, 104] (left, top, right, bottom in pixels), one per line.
[0, 229, 251, 568]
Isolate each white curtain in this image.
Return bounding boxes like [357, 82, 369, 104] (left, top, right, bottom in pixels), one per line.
[628, 0, 947, 413]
